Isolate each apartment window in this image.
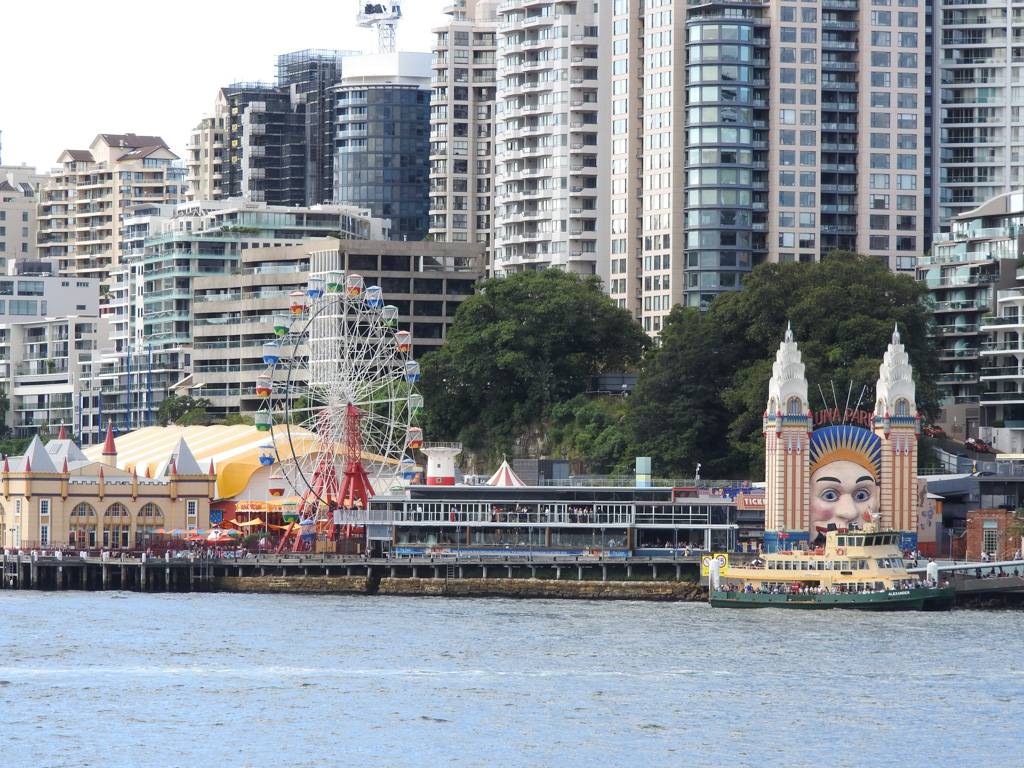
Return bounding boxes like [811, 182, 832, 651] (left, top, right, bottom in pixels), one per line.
[870, 214, 890, 229]
[780, 109, 796, 124]
[871, 154, 890, 169]
[799, 171, 815, 186]
[781, 48, 797, 63]
[870, 194, 890, 209]
[871, 11, 891, 24]
[898, 53, 917, 68]
[897, 134, 917, 149]
[898, 73, 917, 88]
[780, 88, 796, 104]
[798, 233, 815, 249]
[897, 195, 917, 210]
[800, 70, 816, 84]
[871, 133, 891, 148]
[896, 236, 917, 251]
[871, 92, 890, 108]
[870, 174, 890, 189]
[897, 174, 917, 190]
[897, 113, 917, 129]
[800, 89, 816, 105]
[780, 27, 797, 42]
[869, 235, 890, 250]
[897, 154, 917, 170]
[781, 6, 796, 20]
[800, 29, 817, 44]
[9, 300, 36, 315]
[780, 150, 796, 165]
[897, 93, 917, 109]
[898, 11, 917, 25]
[780, 68, 796, 83]
[799, 111, 815, 126]
[871, 113, 891, 128]
[800, 151, 816, 166]
[779, 232, 795, 248]
[897, 215, 917, 228]
[800, 131, 816, 146]
[779, 191, 795, 206]
[872, 31, 891, 46]
[871, 57, 890, 73]
[779, 171, 796, 186]
[780, 130, 796, 145]
[799, 212, 815, 227]
[899, 32, 917, 47]
[799, 192, 815, 207]
[779, 211, 796, 227]
[801, 49, 816, 64]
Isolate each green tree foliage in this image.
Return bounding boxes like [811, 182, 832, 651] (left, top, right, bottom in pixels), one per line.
[157, 394, 213, 427]
[625, 251, 941, 479]
[419, 270, 649, 447]
[0, 387, 9, 438]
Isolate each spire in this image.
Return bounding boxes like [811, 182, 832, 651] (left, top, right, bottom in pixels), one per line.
[101, 421, 117, 467]
[62, 457, 68, 473]
[58, 423, 66, 440]
[24, 455, 30, 472]
[2, 457, 8, 473]
[209, 459, 216, 475]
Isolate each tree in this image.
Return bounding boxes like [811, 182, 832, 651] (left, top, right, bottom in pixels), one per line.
[625, 251, 941, 479]
[0, 387, 9, 438]
[419, 270, 650, 446]
[157, 394, 213, 427]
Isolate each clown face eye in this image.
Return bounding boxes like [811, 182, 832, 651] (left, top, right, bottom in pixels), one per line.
[820, 489, 838, 501]
[854, 489, 871, 502]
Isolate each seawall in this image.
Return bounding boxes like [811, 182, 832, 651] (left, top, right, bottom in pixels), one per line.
[212, 575, 706, 601]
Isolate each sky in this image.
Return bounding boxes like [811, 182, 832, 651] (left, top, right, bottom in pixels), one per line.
[2, 0, 447, 172]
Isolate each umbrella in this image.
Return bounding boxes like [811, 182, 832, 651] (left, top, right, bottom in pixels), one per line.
[186, 533, 206, 542]
[153, 528, 168, 534]
[168, 528, 185, 536]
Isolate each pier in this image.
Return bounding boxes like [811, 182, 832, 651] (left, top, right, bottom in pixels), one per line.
[1, 550, 706, 595]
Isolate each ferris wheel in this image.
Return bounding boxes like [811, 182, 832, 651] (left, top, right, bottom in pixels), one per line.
[254, 272, 422, 528]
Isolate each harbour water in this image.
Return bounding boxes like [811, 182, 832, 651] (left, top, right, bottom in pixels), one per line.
[0, 592, 1020, 767]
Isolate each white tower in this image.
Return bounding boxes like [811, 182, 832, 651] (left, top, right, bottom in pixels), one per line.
[764, 324, 812, 537]
[873, 325, 920, 533]
[420, 442, 463, 486]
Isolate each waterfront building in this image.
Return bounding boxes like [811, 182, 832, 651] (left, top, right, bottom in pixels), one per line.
[75, 201, 389, 444]
[935, 0, 1024, 228]
[0, 426, 214, 551]
[333, 53, 433, 241]
[189, 237, 485, 420]
[917, 191, 1024, 441]
[187, 51, 358, 209]
[36, 134, 186, 293]
[0, 165, 47, 273]
[428, 0, 499, 262]
[490, 0, 606, 279]
[0, 260, 105, 439]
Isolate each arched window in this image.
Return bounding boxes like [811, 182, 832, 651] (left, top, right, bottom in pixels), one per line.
[788, 397, 801, 415]
[73, 502, 97, 518]
[139, 503, 163, 519]
[895, 399, 909, 417]
[106, 503, 128, 518]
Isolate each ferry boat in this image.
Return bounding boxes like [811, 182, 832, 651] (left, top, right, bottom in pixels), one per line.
[709, 525, 955, 611]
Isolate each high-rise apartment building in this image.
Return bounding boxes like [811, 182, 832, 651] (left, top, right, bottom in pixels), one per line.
[935, 0, 1024, 228]
[491, 0, 607, 277]
[0, 165, 46, 272]
[429, 0, 499, 259]
[333, 53, 433, 241]
[36, 134, 185, 291]
[675, 0, 932, 311]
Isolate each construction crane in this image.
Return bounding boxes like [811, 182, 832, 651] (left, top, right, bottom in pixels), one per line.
[356, 2, 403, 54]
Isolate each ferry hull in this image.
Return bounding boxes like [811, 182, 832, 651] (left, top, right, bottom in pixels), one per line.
[710, 588, 952, 611]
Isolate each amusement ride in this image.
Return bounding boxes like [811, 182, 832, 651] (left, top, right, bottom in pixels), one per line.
[254, 272, 422, 552]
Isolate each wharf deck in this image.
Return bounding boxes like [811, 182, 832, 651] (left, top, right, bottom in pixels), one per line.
[0, 551, 705, 593]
